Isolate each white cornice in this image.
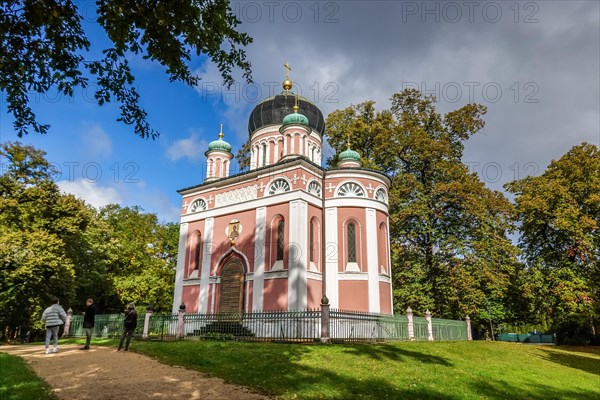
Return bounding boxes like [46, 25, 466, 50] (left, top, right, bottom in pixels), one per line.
[338, 272, 369, 281]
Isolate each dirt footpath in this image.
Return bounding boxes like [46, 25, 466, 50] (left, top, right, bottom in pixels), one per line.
[1, 344, 271, 400]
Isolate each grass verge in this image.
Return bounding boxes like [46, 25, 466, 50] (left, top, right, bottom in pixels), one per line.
[130, 340, 600, 400]
[0, 352, 58, 400]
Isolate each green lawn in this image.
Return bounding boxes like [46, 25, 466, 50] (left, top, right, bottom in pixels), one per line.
[0, 352, 57, 400]
[130, 340, 600, 400]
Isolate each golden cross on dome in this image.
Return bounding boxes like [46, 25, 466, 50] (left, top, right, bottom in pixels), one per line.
[282, 62, 293, 91]
[347, 133, 351, 149]
[294, 95, 299, 113]
[219, 123, 223, 139]
[283, 62, 292, 79]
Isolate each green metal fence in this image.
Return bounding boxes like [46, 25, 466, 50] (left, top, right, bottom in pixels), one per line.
[496, 333, 555, 344]
[69, 314, 144, 338]
[67, 309, 469, 343]
[432, 318, 469, 341]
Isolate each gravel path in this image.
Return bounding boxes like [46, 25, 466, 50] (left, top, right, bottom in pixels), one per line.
[1, 344, 271, 400]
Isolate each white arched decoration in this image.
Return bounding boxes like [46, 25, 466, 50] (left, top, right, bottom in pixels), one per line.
[268, 178, 292, 195]
[188, 198, 208, 213]
[336, 181, 366, 197]
[374, 187, 387, 203]
[307, 180, 322, 197]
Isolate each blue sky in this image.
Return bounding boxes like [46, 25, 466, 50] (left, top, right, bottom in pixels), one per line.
[1, 1, 599, 223]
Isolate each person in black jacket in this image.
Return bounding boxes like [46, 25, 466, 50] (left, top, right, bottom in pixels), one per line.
[117, 303, 137, 352]
[80, 298, 96, 350]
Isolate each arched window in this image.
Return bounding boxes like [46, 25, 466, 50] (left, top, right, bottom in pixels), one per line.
[268, 178, 291, 195]
[309, 220, 315, 263]
[337, 182, 365, 197]
[189, 198, 207, 213]
[375, 188, 387, 203]
[347, 223, 357, 263]
[307, 180, 321, 196]
[262, 143, 267, 166]
[277, 220, 285, 261]
[194, 233, 202, 270]
[309, 217, 321, 271]
[378, 223, 389, 274]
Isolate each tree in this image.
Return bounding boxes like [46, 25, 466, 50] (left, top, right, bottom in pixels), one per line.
[93, 204, 178, 312]
[0, 0, 252, 138]
[506, 143, 600, 338]
[0, 142, 180, 341]
[0, 142, 92, 340]
[325, 90, 521, 331]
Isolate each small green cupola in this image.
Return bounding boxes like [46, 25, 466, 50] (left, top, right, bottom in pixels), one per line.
[339, 147, 361, 162]
[207, 124, 232, 153]
[282, 95, 309, 127]
[338, 137, 362, 167]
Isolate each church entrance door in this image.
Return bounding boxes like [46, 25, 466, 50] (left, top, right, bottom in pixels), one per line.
[219, 259, 244, 314]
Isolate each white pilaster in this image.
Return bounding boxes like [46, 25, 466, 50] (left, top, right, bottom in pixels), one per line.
[266, 142, 271, 165]
[325, 207, 339, 308]
[199, 217, 214, 313]
[172, 222, 188, 313]
[387, 215, 393, 314]
[366, 208, 380, 313]
[288, 200, 307, 310]
[252, 207, 267, 311]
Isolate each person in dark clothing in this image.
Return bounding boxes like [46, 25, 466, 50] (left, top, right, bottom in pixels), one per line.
[80, 298, 96, 350]
[117, 303, 137, 351]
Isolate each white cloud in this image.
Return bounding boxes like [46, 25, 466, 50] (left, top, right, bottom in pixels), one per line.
[57, 179, 121, 208]
[81, 123, 112, 158]
[166, 131, 208, 162]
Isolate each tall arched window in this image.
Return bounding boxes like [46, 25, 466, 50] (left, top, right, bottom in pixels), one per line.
[194, 233, 202, 270]
[309, 220, 314, 263]
[277, 220, 285, 261]
[262, 143, 267, 166]
[347, 223, 357, 263]
[378, 223, 389, 274]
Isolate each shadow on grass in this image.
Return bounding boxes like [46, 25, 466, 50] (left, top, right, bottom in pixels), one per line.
[133, 341, 600, 400]
[538, 347, 600, 376]
[470, 376, 599, 400]
[340, 343, 452, 365]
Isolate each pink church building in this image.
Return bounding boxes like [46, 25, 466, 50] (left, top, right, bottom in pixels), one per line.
[172, 72, 393, 315]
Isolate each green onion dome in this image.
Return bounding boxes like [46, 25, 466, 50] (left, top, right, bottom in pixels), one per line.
[207, 125, 232, 153]
[282, 110, 309, 126]
[339, 147, 361, 162]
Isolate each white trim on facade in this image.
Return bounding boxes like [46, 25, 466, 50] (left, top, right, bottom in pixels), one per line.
[366, 208, 380, 313]
[325, 207, 339, 308]
[307, 271, 322, 281]
[182, 278, 201, 286]
[198, 217, 213, 313]
[252, 207, 266, 311]
[288, 200, 308, 310]
[338, 272, 369, 281]
[172, 222, 188, 313]
[180, 190, 324, 224]
[264, 270, 289, 279]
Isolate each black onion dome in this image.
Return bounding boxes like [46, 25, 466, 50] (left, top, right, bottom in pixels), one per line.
[248, 92, 325, 136]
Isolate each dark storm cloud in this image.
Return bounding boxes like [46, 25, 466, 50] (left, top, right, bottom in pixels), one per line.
[219, 1, 598, 189]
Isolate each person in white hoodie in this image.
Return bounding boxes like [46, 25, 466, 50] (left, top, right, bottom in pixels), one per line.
[41, 297, 67, 354]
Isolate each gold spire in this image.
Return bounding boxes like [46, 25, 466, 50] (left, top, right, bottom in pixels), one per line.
[219, 123, 224, 139]
[347, 133, 351, 149]
[283, 62, 293, 91]
[293, 95, 299, 113]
